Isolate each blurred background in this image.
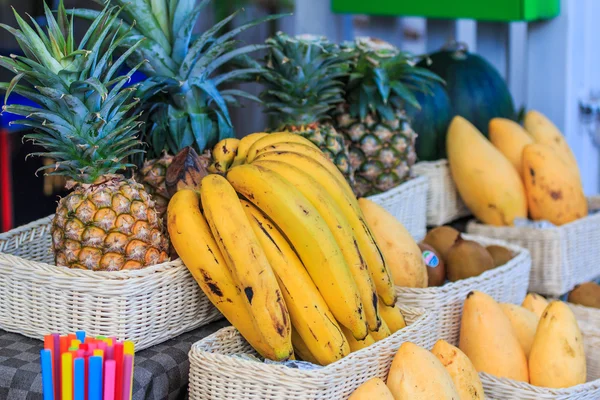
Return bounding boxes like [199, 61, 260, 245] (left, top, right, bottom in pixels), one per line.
[1, 0, 599, 230]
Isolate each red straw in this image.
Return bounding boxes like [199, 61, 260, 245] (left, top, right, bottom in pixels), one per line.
[113, 342, 123, 400]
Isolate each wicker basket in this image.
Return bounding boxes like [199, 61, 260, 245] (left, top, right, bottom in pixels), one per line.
[569, 303, 600, 337]
[188, 306, 436, 400]
[466, 197, 600, 296]
[0, 216, 222, 350]
[366, 175, 428, 241]
[413, 160, 470, 226]
[480, 323, 600, 399]
[395, 234, 531, 345]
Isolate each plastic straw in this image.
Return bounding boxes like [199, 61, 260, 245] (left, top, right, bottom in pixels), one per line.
[89, 356, 103, 400]
[62, 352, 73, 400]
[41, 349, 54, 400]
[114, 342, 123, 400]
[106, 345, 114, 361]
[74, 358, 85, 400]
[122, 355, 133, 400]
[76, 331, 86, 343]
[52, 334, 60, 400]
[93, 350, 104, 358]
[103, 360, 116, 400]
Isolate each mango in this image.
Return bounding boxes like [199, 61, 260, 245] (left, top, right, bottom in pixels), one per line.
[529, 301, 586, 388]
[387, 342, 460, 399]
[431, 339, 485, 400]
[500, 303, 539, 358]
[522, 293, 549, 318]
[459, 291, 529, 382]
[522, 144, 587, 225]
[447, 116, 527, 226]
[523, 110, 580, 180]
[489, 118, 533, 178]
[349, 377, 394, 400]
[359, 198, 428, 287]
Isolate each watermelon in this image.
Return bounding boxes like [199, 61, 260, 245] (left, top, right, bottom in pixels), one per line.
[418, 46, 516, 138]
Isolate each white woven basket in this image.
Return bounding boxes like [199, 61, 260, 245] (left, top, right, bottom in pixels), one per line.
[188, 306, 436, 400]
[366, 175, 428, 241]
[569, 303, 600, 338]
[395, 234, 531, 346]
[413, 160, 470, 226]
[480, 323, 600, 399]
[0, 216, 222, 350]
[466, 197, 600, 296]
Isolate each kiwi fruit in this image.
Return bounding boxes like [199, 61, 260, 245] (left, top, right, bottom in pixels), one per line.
[568, 282, 600, 308]
[418, 243, 445, 287]
[446, 234, 495, 282]
[486, 245, 514, 267]
[422, 226, 460, 262]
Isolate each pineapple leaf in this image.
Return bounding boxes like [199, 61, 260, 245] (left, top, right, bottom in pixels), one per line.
[4, 72, 24, 105]
[203, 44, 269, 79]
[115, 0, 172, 54]
[150, 0, 171, 43]
[191, 78, 230, 124]
[213, 68, 263, 87]
[189, 112, 213, 151]
[215, 109, 233, 140]
[373, 68, 390, 103]
[390, 81, 419, 109]
[170, 0, 197, 44]
[43, 2, 67, 56]
[172, 0, 210, 66]
[220, 89, 261, 104]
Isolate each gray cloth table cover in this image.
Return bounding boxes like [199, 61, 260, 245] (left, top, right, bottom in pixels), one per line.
[0, 320, 228, 400]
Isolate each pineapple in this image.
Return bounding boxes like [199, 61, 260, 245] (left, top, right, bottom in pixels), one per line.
[260, 32, 354, 186]
[0, 2, 169, 270]
[334, 37, 442, 197]
[73, 0, 277, 217]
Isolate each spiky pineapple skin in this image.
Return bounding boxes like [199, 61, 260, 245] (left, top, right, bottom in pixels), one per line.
[52, 176, 169, 271]
[336, 105, 417, 197]
[138, 154, 173, 220]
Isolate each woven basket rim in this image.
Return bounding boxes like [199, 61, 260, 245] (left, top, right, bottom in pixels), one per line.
[365, 175, 428, 203]
[0, 215, 184, 279]
[396, 234, 531, 295]
[190, 306, 430, 379]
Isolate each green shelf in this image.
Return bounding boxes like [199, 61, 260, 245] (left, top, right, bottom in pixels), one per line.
[331, 0, 560, 22]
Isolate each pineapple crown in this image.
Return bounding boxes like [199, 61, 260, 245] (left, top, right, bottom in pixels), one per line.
[71, 0, 284, 157]
[260, 32, 351, 128]
[342, 37, 443, 121]
[0, 1, 145, 184]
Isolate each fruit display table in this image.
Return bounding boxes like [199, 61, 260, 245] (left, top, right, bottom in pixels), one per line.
[0, 320, 228, 400]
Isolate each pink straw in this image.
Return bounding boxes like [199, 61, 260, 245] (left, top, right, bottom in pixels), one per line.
[103, 360, 116, 400]
[122, 355, 133, 400]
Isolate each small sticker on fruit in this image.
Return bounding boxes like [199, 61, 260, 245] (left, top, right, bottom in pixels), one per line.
[423, 250, 439, 268]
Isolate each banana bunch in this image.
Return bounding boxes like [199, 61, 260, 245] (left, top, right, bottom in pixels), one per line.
[168, 133, 405, 365]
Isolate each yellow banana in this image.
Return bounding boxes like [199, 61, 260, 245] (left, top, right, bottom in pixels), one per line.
[369, 318, 391, 342]
[226, 164, 368, 340]
[254, 151, 397, 306]
[378, 299, 406, 333]
[209, 137, 240, 173]
[230, 132, 268, 167]
[291, 330, 320, 365]
[253, 159, 381, 331]
[167, 190, 278, 359]
[245, 132, 320, 163]
[341, 326, 376, 352]
[200, 174, 292, 360]
[241, 199, 349, 365]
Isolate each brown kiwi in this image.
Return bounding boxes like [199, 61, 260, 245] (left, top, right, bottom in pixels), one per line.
[568, 282, 600, 308]
[422, 226, 460, 262]
[446, 234, 495, 282]
[486, 245, 514, 267]
[418, 243, 445, 287]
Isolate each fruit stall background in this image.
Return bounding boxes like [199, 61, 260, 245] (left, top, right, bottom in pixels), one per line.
[1, 0, 599, 231]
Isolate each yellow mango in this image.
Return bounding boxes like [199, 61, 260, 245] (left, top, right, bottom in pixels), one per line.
[500, 303, 539, 358]
[431, 339, 485, 400]
[529, 301, 586, 388]
[358, 198, 427, 287]
[447, 116, 527, 226]
[387, 342, 460, 399]
[488, 118, 533, 178]
[522, 144, 587, 225]
[459, 291, 529, 382]
[523, 110, 580, 180]
[521, 293, 549, 318]
[349, 377, 394, 400]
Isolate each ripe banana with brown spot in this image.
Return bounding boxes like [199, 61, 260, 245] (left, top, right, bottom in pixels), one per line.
[369, 318, 391, 342]
[200, 174, 292, 360]
[253, 159, 381, 331]
[230, 132, 268, 167]
[209, 138, 240, 173]
[167, 189, 279, 360]
[291, 330, 320, 364]
[341, 326, 376, 352]
[242, 199, 349, 365]
[245, 132, 320, 163]
[226, 164, 368, 340]
[378, 299, 407, 333]
[254, 151, 397, 307]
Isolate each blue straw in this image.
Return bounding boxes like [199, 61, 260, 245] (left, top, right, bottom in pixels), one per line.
[74, 358, 85, 400]
[89, 356, 103, 400]
[76, 331, 86, 343]
[41, 349, 54, 400]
